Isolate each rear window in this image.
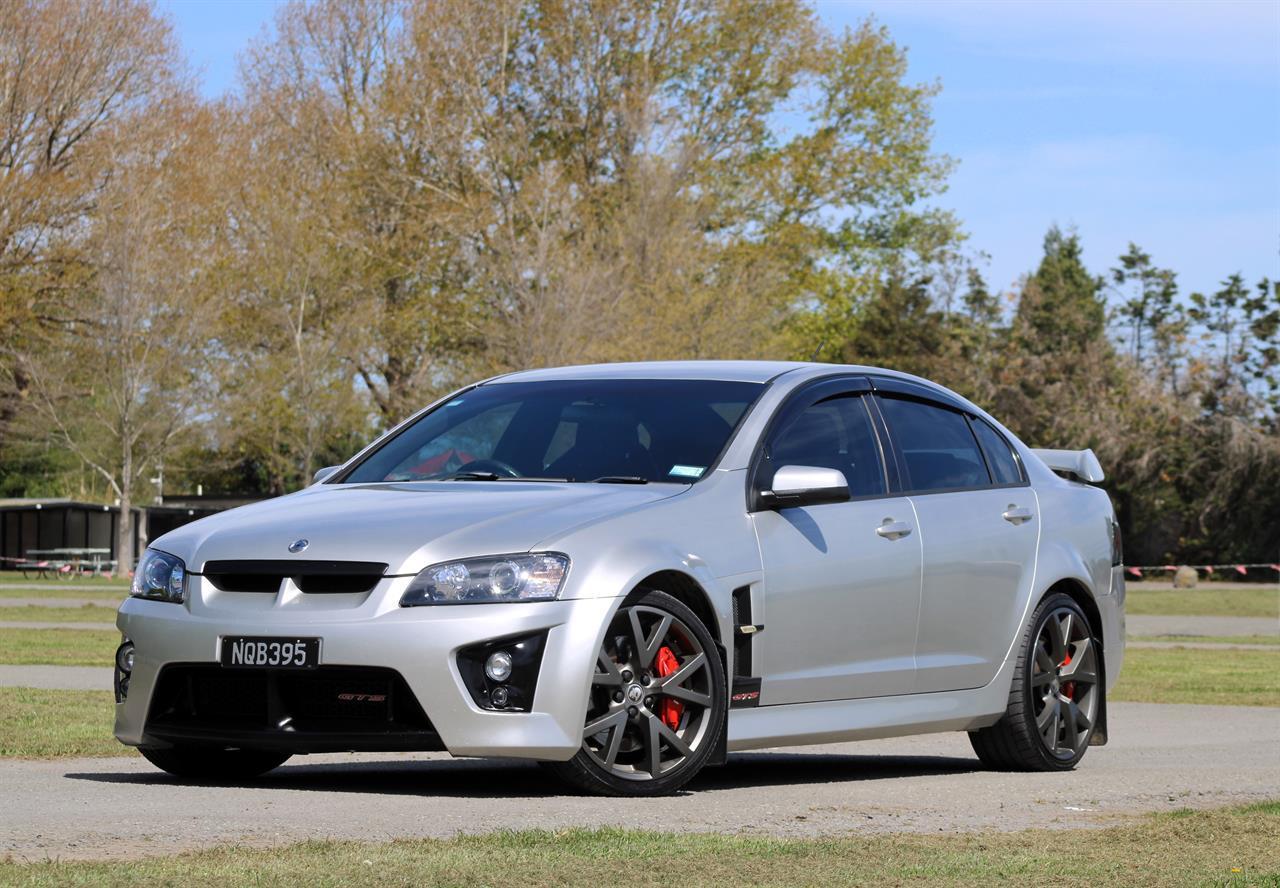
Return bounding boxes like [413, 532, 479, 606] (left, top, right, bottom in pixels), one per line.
[878, 396, 990, 492]
[971, 419, 1023, 485]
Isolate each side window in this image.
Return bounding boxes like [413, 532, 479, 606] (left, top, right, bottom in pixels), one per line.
[971, 419, 1023, 485]
[766, 395, 886, 497]
[878, 397, 990, 492]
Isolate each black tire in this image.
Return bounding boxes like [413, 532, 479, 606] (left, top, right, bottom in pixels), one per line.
[969, 592, 1102, 771]
[543, 589, 726, 796]
[139, 745, 291, 781]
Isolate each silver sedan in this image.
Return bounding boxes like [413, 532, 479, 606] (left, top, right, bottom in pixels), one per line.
[114, 361, 1125, 796]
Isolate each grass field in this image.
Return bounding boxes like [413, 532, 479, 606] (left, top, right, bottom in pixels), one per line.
[1111, 647, 1280, 707]
[1, 802, 1275, 886]
[0, 627, 117, 666]
[0, 588, 125, 603]
[1125, 585, 1279, 618]
[0, 604, 119, 623]
[0, 688, 121, 758]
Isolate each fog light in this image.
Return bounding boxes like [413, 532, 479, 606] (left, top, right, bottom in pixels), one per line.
[490, 686, 509, 707]
[114, 639, 134, 703]
[485, 650, 513, 683]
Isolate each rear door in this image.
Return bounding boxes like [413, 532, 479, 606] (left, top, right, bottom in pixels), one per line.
[873, 387, 1039, 693]
[751, 378, 922, 704]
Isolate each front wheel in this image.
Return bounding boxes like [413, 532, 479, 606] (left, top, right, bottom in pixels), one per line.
[139, 745, 291, 781]
[969, 592, 1102, 771]
[544, 589, 726, 796]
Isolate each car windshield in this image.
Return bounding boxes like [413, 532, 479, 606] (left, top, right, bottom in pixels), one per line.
[341, 378, 765, 484]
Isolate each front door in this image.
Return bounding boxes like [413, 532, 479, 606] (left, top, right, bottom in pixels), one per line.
[752, 387, 922, 705]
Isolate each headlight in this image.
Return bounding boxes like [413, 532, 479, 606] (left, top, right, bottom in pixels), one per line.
[131, 549, 187, 603]
[400, 553, 569, 606]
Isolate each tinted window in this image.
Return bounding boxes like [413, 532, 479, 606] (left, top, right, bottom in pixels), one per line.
[343, 379, 763, 484]
[879, 397, 990, 492]
[765, 395, 885, 496]
[972, 419, 1023, 485]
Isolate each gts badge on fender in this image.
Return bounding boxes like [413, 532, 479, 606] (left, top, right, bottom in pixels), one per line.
[337, 692, 387, 703]
[730, 677, 761, 708]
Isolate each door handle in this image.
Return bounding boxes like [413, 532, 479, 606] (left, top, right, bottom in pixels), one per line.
[1002, 505, 1034, 524]
[876, 520, 913, 540]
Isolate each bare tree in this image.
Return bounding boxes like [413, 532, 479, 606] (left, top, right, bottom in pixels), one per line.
[0, 0, 180, 447]
[21, 98, 221, 567]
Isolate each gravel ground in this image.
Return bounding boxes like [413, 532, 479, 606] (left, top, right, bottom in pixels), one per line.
[0, 665, 112, 690]
[1126, 615, 1278, 636]
[0, 701, 1275, 862]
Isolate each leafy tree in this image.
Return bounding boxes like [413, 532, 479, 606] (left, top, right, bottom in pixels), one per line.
[1013, 227, 1106, 355]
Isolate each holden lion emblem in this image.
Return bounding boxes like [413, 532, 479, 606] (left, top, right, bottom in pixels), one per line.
[287, 538, 309, 553]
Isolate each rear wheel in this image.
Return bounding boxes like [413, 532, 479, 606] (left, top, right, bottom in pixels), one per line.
[139, 745, 291, 781]
[969, 592, 1101, 771]
[544, 589, 725, 796]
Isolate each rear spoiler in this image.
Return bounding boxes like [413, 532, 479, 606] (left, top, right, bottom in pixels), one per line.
[1031, 448, 1105, 483]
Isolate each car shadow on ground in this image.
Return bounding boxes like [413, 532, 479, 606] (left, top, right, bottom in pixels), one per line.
[65, 752, 981, 799]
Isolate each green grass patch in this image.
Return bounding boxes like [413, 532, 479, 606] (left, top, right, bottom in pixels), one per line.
[0, 628, 117, 666]
[0, 688, 122, 759]
[0, 588, 125, 603]
[0, 604, 118, 624]
[1112, 646, 1280, 707]
[1, 802, 1276, 886]
[1129, 634, 1279, 646]
[1125, 585, 1279, 618]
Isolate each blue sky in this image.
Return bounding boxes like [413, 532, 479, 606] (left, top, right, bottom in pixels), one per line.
[160, 0, 1279, 299]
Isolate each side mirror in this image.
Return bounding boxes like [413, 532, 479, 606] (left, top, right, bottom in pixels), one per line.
[312, 465, 341, 484]
[757, 465, 850, 510]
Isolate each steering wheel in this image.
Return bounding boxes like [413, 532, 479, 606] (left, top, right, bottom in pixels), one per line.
[454, 458, 521, 478]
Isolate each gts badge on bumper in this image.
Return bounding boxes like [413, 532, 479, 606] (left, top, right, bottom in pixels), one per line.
[221, 636, 321, 669]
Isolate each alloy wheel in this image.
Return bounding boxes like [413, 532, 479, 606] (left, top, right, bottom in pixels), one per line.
[582, 604, 715, 781]
[1031, 606, 1100, 759]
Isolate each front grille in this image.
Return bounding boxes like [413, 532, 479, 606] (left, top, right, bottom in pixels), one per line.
[201, 560, 388, 594]
[144, 664, 443, 753]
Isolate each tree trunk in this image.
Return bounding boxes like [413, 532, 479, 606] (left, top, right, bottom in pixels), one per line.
[116, 490, 134, 573]
[117, 446, 134, 571]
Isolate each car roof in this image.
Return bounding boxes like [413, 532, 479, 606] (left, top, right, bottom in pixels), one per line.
[487, 360, 813, 384]
[484, 360, 988, 420]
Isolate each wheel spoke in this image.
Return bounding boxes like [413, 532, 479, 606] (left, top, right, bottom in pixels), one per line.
[1059, 638, 1097, 685]
[1031, 670, 1054, 688]
[628, 609, 672, 669]
[1037, 698, 1060, 747]
[644, 712, 663, 777]
[1060, 696, 1079, 752]
[592, 652, 624, 687]
[656, 652, 710, 707]
[584, 707, 627, 741]
[601, 714, 626, 768]
[1067, 699, 1091, 738]
[1044, 615, 1066, 663]
[651, 713, 694, 758]
[1034, 645, 1055, 674]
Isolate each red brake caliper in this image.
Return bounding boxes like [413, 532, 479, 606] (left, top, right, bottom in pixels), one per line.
[1060, 651, 1075, 700]
[654, 646, 684, 730]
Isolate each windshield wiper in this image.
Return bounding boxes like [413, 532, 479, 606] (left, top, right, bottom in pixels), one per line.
[439, 472, 572, 483]
[591, 476, 649, 484]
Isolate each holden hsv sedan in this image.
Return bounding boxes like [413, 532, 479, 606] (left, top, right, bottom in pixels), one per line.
[115, 361, 1125, 796]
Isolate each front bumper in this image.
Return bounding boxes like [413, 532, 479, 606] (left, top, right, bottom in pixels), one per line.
[114, 582, 618, 761]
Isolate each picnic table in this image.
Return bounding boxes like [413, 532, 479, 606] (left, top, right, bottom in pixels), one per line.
[20, 548, 115, 579]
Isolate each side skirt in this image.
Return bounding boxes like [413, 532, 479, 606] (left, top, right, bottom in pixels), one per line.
[726, 659, 1015, 752]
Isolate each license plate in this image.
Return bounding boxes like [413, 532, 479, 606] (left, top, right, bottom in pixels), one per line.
[220, 636, 320, 669]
